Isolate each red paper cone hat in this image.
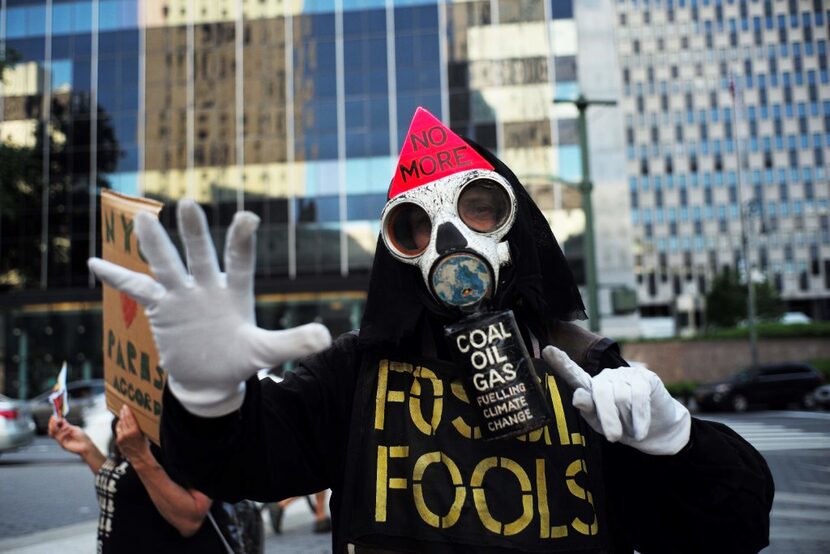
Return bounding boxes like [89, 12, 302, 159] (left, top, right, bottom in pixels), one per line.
[388, 107, 494, 199]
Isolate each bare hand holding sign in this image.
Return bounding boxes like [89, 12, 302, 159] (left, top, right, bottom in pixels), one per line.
[542, 346, 691, 456]
[89, 199, 332, 418]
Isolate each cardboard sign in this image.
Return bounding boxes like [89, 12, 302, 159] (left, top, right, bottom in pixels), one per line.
[49, 362, 69, 419]
[100, 190, 165, 444]
[388, 107, 494, 199]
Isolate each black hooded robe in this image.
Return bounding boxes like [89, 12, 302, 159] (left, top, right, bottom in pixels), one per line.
[160, 142, 773, 553]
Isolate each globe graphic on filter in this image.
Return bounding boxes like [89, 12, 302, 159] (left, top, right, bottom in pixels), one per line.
[431, 254, 492, 308]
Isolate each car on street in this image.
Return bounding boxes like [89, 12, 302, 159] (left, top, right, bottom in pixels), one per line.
[695, 362, 823, 412]
[811, 384, 830, 410]
[779, 312, 812, 325]
[0, 394, 36, 456]
[29, 379, 105, 434]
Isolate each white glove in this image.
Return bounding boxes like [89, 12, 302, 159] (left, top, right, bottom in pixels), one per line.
[542, 346, 691, 456]
[88, 200, 332, 417]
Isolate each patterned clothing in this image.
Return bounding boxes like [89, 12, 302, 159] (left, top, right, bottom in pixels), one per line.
[93, 448, 223, 553]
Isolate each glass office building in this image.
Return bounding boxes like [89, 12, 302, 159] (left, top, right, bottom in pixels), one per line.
[616, 0, 830, 331]
[0, 0, 636, 397]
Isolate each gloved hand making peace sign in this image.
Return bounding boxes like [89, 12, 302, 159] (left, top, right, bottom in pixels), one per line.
[88, 200, 332, 418]
[543, 346, 691, 456]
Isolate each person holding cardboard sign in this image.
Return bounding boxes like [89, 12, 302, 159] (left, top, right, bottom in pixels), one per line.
[48, 405, 226, 552]
[89, 107, 772, 553]
[90, 199, 332, 418]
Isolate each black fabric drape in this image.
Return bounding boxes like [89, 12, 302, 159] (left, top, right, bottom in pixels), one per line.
[359, 137, 586, 349]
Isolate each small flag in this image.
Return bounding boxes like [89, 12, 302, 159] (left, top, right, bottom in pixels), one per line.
[49, 362, 69, 419]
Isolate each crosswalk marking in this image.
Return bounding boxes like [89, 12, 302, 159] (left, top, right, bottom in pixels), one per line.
[775, 492, 830, 508]
[773, 490, 830, 526]
[772, 508, 830, 522]
[796, 481, 830, 491]
[651, 411, 830, 548]
[697, 417, 830, 452]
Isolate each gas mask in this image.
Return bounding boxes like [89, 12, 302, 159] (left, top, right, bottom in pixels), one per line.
[381, 169, 517, 312]
[381, 107, 551, 440]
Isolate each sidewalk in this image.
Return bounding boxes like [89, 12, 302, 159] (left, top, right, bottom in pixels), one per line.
[0, 520, 97, 554]
[0, 499, 317, 554]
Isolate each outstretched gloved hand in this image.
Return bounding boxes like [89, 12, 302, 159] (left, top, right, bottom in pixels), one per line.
[88, 200, 332, 417]
[542, 346, 691, 456]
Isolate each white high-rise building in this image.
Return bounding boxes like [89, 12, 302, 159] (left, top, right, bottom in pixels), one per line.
[615, 0, 830, 330]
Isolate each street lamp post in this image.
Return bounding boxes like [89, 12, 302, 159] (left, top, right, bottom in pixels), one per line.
[729, 77, 759, 371]
[552, 94, 617, 333]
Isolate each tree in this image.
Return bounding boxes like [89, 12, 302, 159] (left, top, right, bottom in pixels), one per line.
[0, 48, 39, 287]
[753, 277, 786, 322]
[0, 47, 20, 79]
[704, 268, 785, 328]
[0, 142, 38, 221]
[0, 82, 122, 288]
[0, 49, 33, 220]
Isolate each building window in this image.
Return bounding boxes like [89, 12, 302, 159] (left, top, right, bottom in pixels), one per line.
[550, 0, 574, 20]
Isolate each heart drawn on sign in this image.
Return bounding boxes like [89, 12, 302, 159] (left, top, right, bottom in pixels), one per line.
[120, 292, 138, 328]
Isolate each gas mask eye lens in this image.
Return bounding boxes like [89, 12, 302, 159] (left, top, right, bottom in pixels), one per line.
[385, 202, 432, 257]
[458, 180, 511, 233]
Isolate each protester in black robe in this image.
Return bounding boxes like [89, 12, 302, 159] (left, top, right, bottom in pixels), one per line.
[90, 109, 773, 554]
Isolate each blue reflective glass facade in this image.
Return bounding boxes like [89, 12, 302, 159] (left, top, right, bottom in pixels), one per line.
[1, 0, 143, 396]
[1, 0, 585, 396]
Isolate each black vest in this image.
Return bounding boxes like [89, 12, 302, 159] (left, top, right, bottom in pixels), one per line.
[339, 322, 617, 553]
